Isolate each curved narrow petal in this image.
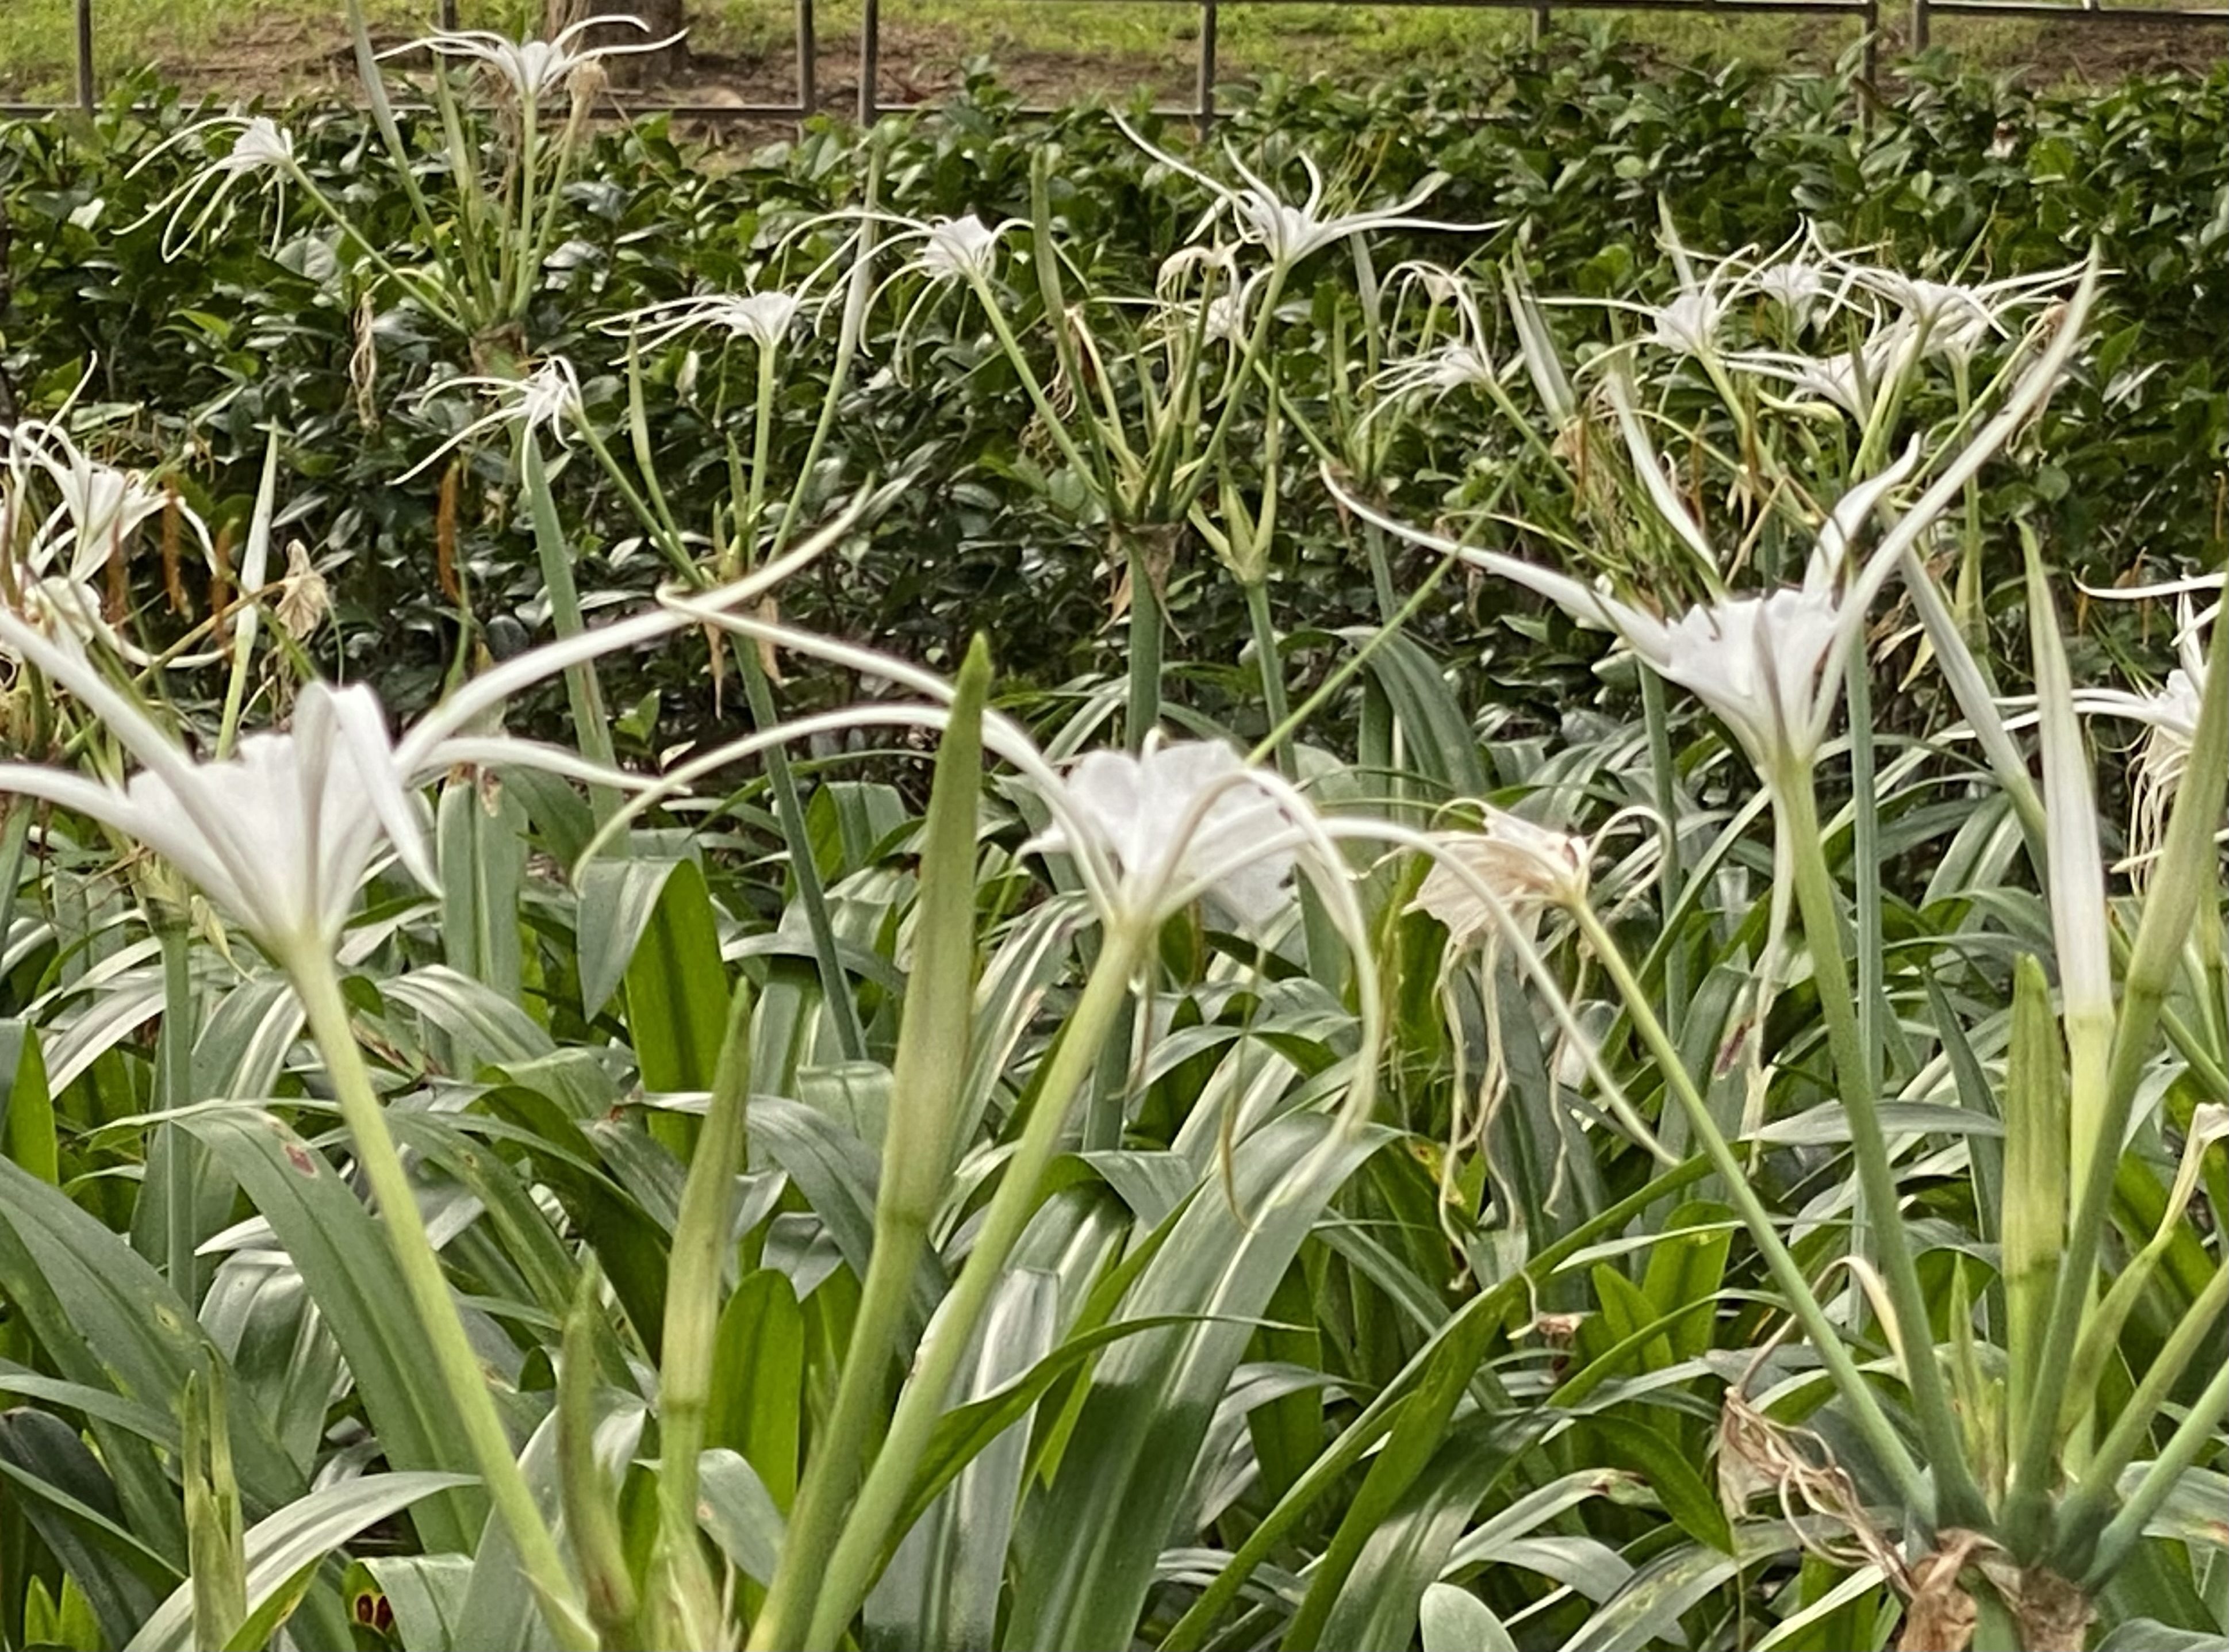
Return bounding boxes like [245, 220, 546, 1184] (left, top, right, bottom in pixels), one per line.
[0, 608, 249, 872]
[1810, 439, 1924, 592]
[318, 682, 437, 895]
[1604, 369, 1717, 576]
[1319, 470, 1669, 661]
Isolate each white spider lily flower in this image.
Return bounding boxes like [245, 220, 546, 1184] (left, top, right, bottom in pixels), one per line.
[1115, 114, 1487, 274]
[1197, 292, 1248, 344]
[29, 440, 178, 581]
[605, 289, 809, 351]
[221, 116, 296, 173]
[1149, 244, 1253, 348]
[1411, 806, 1590, 947]
[123, 115, 298, 256]
[1596, 212, 1754, 363]
[1029, 740, 1300, 932]
[1386, 340, 1498, 399]
[1727, 221, 1862, 331]
[1334, 446, 1928, 780]
[1744, 259, 1832, 331]
[1374, 264, 1500, 411]
[384, 15, 686, 104]
[846, 210, 1028, 371]
[0, 612, 434, 960]
[0, 422, 216, 662]
[1154, 242, 1240, 298]
[2071, 587, 2220, 867]
[1833, 256, 2082, 366]
[400, 356, 584, 482]
[1334, 246, 2092, 780]
[0, 559, 807, 960]
[1649, 288, 1726, 357]
[1728, 324, 1920, 423]
[912, 214, 1006, 285]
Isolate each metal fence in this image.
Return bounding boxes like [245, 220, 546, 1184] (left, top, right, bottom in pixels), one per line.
[9, 0, 2226, 129]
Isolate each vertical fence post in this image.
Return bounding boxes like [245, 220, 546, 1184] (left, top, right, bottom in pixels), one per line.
[798, 0, 818, 125]
[858, 0, 879, 124]
[75, 0, 95, 115]
[1911, 0, 1931, 49]
[1196, 2, 1218, 136]
[439, 0, 458, 30]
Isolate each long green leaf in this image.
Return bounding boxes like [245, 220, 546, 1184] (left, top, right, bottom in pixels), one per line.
[1005, 1116, 1392, 1651]
[180, 1111, 485, 1555]
[126, 1474, 474, 1652]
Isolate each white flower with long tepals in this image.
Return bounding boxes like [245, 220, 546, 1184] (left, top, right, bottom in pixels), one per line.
[1831, 256, 2084, 366]
[606, 289, 810, 352]
[2072, 581, 2221, 867]
[1374, 265, 1501, 412]
[0, 614, 434, 959]
[218, 116, 295, 174]
[383, 15, 686, 104]
[0, 421, 216, 662]
[1030, 740, 1301, 932]
[0, 564, 803, 960]
[1745, 259, 1832, 331]
[124, 114, 299, 256]
[1411, 806, 1591, 948]
[1729, 324, 1919, 423]
[1335, 453, 1922, 781]
[912, 214, 1006, 285]
[1648, 288, 1726, 358]
[400, 356, 584, 482]
[29, 438, 176, 576]
[1115, 114, 1487, 274]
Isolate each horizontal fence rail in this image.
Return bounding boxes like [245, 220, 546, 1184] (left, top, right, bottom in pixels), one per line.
[4, 0, 2224, 128]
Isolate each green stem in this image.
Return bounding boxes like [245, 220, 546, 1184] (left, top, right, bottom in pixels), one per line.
[159, 925, 197, 1308]
[573, 420, 697, 582]
[510, 98, 540, 325]
[1778, 773, 1987, 1529]
[1572, 902, 1929, 1514]
[1638, 670, 1687, 1025]
[769, 170, 880, 561]
[1248, 544, 1464, 769]
[763, 922, 1148, 1652]
[748, 1202, 930, 1651]
[745, 341, 778, 552]
[521, 436, 620, 822]
[215, 434, 283, 762]
[1243, 579, 1290, 773]
[1844, 662, 1888, 1103]
[584, 354, 868, 1069]
[289, 949, 589, 1652]
[1360, 519, 1398, 627]
[2007, 602, 2229, 1557]
[653, 984, 755, 1647]
[738, 658, 869, 1065]
[289, 170, 467, 338]
[970, 281, 1098, 488]
[1124, 532, 1165, 750]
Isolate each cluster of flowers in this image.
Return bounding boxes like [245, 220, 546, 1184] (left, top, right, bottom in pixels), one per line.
[14, 13, 2215, 1017]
